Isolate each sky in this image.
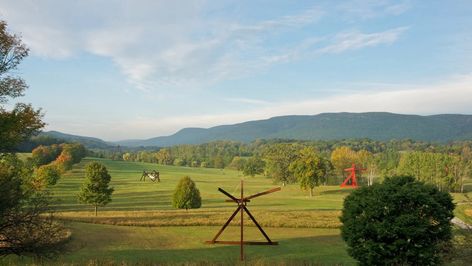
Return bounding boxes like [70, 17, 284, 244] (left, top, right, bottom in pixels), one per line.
[1, 0, 472, 141]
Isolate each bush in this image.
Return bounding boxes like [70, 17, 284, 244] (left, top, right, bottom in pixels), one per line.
[340, 175, 454, 265]
[172, 176, 201, 210]
[173, 158, 186, 166]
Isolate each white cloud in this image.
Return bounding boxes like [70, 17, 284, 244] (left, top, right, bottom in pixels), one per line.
[0, 1, 408, 92]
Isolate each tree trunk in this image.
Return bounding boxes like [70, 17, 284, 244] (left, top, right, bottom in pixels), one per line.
[460, 174, 464, 193]
[310, 188, 313, 197]
[95, 205, 98, 216]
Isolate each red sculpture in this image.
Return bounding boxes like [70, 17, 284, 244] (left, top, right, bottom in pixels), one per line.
[340, 163, 365, 188]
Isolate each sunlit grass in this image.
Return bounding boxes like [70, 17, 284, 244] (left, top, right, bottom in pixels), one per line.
[3, 222, 355, 265]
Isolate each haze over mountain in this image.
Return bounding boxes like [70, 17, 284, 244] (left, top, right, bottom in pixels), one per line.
[44, 112, 472, 148]
[40, 131, 114, 149]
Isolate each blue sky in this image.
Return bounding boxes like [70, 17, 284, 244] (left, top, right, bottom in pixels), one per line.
[1, 0, 471, 140]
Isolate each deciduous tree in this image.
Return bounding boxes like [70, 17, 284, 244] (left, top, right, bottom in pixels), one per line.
[0, 154, 67, 257]
[290, 147, 330, 197]
[0, 21, 44, 152]
[242, 156, 265, 177]
[78, 162, 114, 216]
[264, 143, 300, 186]
[330, 146, 357, 176]
[33, 164, 61, 189]
[0, 21, 66, 257]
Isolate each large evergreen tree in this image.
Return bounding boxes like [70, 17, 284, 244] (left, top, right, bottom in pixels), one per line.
[340, 175, 454, 265]
[78, 162, 114, 216]
[172, 176, 201, 209]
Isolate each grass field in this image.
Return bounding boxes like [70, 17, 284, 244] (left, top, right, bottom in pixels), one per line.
[4, 157, 472, 265]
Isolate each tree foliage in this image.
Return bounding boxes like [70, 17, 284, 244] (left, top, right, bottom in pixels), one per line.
[242, 156, 265, 177]
[172, 176, 201, 210]
[0, 21, 44, 152]
[99, 137, 471, 192]
[33, 164, 61, 190]
[330, 146, 358, 176]
[0, 21, 67, 258]
[290, 147, 331, 196]
[31, 144, 62, 167]
[263, 143, 300, 186]
[78, 162, 114, 216]
[340, 175, 454, 265]
[0, 154, 67, 257]
[228, 156, 246, 171]
[397, 151, 464, 192]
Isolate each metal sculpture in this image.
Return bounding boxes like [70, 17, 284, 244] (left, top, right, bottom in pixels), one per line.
[140, 170, 160, 182]
[206, 180, 281, 261]
[340, 163, 365, 188]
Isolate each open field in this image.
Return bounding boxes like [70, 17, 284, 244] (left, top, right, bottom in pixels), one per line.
[4, 157, 472, 265]
[50, 158, 352, 229]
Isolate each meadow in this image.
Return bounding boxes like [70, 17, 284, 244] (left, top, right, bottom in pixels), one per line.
[4, 157, 472, 265]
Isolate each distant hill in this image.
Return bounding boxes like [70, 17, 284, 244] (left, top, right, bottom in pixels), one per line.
[114, 112, 472, 147]
[41, 131, 115, 149]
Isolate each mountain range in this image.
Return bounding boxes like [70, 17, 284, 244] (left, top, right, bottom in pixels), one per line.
[43, 112, 472, 148]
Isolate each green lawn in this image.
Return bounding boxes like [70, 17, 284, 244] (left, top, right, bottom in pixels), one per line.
[50, 157, 352, 213]
[3, 157, 471, 265]
[4, 222, 355, 265]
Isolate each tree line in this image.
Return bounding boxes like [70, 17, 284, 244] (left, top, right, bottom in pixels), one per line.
[95, 139, 471, 194]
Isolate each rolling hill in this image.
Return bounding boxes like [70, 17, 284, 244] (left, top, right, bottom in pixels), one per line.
[41, 130, 115, 149]
[113, 112, 472, 147]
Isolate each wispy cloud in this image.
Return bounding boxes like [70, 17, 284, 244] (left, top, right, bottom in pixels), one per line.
[224, 97, 269, 105]
[338, 0, 411, 20]
[318, 27, 408, 54]
[0, 1, 409, 92]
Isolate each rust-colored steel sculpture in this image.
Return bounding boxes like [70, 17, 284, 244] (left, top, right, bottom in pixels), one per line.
[205, 180, 281, 261]
[340, 163, 366, 188]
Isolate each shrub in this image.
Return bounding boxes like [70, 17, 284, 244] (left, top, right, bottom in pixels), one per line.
[172, 176, 201, 210]
[340, 175, 455, 265]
